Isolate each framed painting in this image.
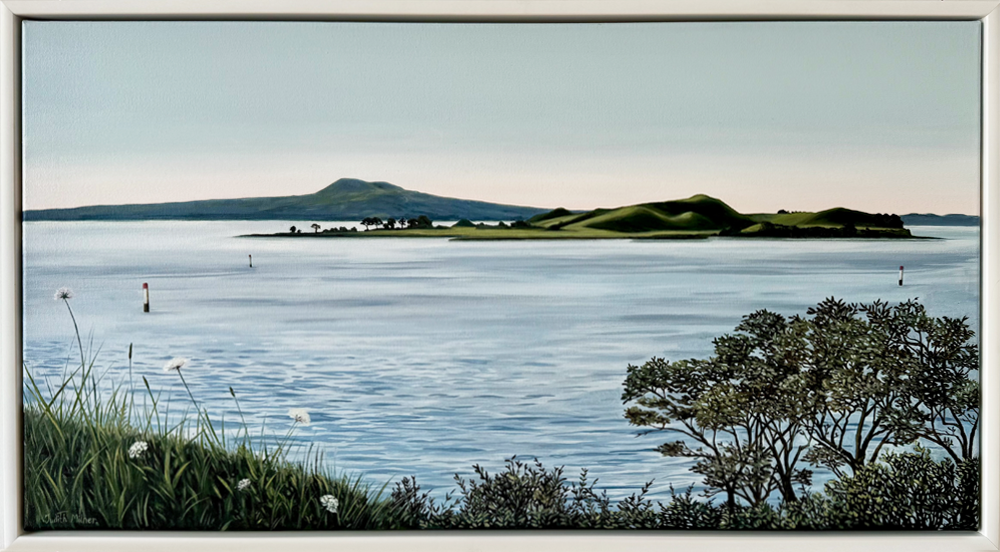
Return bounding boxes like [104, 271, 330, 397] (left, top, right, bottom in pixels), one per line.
[1, 1, 999, 551]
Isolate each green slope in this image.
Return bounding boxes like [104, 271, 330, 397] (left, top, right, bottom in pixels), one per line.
[751, 208, 905, 229]
[562, 195, 754, 233]
[528, 207, 574, 223]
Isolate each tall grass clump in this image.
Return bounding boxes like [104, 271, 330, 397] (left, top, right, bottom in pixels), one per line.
[24, 288, 396, 530]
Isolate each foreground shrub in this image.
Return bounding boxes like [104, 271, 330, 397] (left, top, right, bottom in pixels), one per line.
[389, 453, 979, 531]
[824, 449, 979, 531]
[391, 457, 664, 529]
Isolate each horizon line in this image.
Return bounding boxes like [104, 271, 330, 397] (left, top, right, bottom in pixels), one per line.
[21, 177, 981, 218]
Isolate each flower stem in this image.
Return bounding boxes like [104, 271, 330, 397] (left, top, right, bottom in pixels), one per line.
[176, 369, 199, 411]
[62, 299, 85, 369]
[128, 343, 135, 418]
[229, 387, 249, 444]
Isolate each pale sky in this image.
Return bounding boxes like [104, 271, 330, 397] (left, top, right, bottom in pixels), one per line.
[22, 21, 982, 215]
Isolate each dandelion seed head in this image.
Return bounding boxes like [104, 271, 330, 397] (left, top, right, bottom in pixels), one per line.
[237, 478, 251, 492]
[319, 494, 339, 514]
[163, 357, 188, 372]
[54, 287, 74, 301]
[288, 408, 311, 425]
[128, 441, 149, 459]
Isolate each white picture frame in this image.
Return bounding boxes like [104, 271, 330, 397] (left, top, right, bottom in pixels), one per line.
[1, 1, 998, 550]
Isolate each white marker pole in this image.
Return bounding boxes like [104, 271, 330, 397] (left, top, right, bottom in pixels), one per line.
[143, 282, 150, 312]
[898, 266, 904, 286]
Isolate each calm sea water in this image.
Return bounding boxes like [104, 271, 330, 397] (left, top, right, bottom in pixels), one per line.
[21, 221, 980, 500]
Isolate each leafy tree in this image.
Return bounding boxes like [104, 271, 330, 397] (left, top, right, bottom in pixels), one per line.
[798, 299, 979, 475]
[407, 215, 433, 229]
[622, 313, 812, 510]
[385, 218, 397, 229]
[311, 223, 321, 233]
[623, 298, 979, 508]
[867, 300, 979, 463]
[785, 298, 916, 478]
[288, 226, 296, 233]
[360, 217, 384, 231]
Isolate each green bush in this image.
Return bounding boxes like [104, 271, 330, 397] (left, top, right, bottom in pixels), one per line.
[390, 457, 672, 529]
[824, 449, 979, 530]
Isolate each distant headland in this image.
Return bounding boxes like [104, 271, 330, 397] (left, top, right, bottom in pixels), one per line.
[21, 178, 548, 222]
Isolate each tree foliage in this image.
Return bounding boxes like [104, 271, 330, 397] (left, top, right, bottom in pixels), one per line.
[623, 298, 979, 508]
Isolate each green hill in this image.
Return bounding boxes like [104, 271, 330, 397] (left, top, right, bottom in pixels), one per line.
[515, 195, 911, 238]
[528, 207, 575, 223]
[753, 208, 904, 229]
[558, 195, 755, 233]
[640, 194, 755, 229]
[23, 178, 549, 222]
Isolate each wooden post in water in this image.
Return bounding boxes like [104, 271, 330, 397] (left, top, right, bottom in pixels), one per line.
[898, 266, 904, 286]
[143, 283, 150, 312]
[249, 254, 253, 268]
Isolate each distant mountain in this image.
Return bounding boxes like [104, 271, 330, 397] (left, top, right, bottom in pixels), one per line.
[22, 178, 549, 222]
[901, 213, 980, 227]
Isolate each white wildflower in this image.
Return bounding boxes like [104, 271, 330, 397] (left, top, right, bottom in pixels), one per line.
[163, 357, 188, 372]
[128, 440, 149, 459]
[319, 494, 339, 514]
[288, 408, 311, 425]
[54, 287, 74, 301]
[237, 478, 251, 492]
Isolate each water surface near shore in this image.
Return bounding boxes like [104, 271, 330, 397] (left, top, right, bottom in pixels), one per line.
[22, 221, 980, 500]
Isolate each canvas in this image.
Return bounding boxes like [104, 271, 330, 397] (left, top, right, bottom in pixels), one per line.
[19, 20, 982, 532]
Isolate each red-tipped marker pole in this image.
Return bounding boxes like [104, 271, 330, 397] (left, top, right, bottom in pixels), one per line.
[143, 283, 150, 312]
[898, 266, 904, 286]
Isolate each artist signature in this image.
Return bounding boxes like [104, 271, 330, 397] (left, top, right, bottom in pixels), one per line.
[40, 512, 98, 526]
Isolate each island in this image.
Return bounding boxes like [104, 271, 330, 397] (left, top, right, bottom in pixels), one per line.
[243, 193, 918, 240]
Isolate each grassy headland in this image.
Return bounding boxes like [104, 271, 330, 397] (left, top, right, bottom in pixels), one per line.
[23, 354, 394, 530]
[242, 195, 918, 240]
